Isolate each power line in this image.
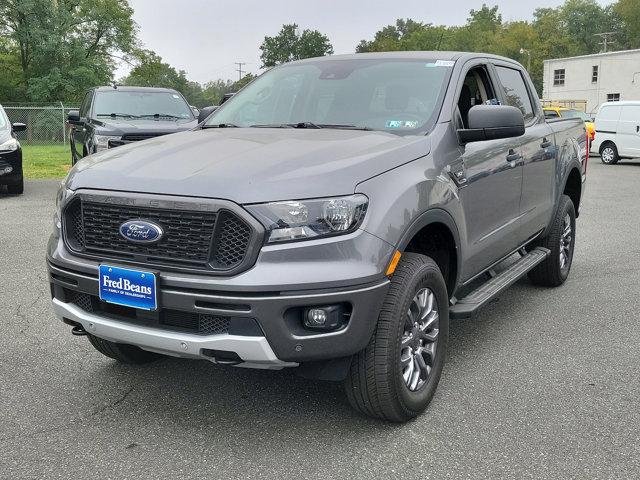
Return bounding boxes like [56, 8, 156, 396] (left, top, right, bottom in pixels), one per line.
[594, 32, 616, 53]
[235, 62, 247, 81]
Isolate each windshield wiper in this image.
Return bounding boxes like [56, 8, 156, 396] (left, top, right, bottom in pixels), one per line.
[139, 113, 183, 119]
[315, 123, 372, 131]
[251, 122, 371, 130]
[201, 123, 240, 129]
[97, 113, 140, 119]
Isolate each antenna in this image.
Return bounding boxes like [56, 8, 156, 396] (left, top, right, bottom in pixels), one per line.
[594, 32, 616, 53]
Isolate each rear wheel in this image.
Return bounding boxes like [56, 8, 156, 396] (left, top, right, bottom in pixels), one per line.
[528, 195, 576, 287]
[344, 253, 449, 422]
[600, 143, 619, 164]
[7, 178, 24, 195]
[87, 334, 161, 364]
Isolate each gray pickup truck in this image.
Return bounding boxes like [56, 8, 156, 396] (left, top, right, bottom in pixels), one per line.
[48, 52, 588, 422]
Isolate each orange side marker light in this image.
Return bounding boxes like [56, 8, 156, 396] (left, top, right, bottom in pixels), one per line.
[386, 250, 402, 277]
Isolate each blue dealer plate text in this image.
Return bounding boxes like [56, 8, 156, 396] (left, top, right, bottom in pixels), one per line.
[99, 265, 157, 311]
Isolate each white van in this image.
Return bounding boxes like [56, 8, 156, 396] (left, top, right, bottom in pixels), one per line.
[592, 101, 640, 164]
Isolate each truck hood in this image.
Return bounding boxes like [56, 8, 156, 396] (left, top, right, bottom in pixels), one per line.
[94, 118, 197, 135]
[67, 128, 430, 204]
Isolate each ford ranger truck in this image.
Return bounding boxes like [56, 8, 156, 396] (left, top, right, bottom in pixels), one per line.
[48, 52, 588, 422]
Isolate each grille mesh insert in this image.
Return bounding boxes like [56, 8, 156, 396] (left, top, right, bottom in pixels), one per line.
[63, 197, 255, 272]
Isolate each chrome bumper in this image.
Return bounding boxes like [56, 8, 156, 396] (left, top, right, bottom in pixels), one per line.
[52, 298, 298, 370]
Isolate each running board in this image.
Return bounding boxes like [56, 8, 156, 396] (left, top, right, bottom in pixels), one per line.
[450, 247, 550, 320]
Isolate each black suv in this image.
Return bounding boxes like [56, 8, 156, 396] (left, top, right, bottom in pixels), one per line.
[0, 104, 26, 194]
[67, 86, 198, 164]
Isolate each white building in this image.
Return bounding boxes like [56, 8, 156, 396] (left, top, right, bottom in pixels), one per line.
[543, 49, 640, 115]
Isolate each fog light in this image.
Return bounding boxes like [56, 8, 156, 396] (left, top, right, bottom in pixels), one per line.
[303, 305, 345, 331]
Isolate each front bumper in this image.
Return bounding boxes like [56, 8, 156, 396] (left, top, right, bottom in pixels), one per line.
[0, 149, 22, 185]
[48, 229, 392, 366]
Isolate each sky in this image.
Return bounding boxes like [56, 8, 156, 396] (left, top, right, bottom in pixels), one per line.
[119, 0, 609, 84]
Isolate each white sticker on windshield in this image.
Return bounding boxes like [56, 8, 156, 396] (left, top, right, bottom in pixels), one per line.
[172, 94, 180, 99]
[435, 60, 455, 67]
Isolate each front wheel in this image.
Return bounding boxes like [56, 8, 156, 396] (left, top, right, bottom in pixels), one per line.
[600, 143, 619, 164]
[7, 178, 24, 195]
[344, 253, 449, 422]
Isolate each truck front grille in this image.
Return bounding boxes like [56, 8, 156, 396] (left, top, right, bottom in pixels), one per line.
[62, 197, 254, 272]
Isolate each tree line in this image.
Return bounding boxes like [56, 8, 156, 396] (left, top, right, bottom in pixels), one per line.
[1, 0, 638, 107]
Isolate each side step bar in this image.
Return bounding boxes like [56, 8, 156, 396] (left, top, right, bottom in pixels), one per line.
[450, 247, 550, 320]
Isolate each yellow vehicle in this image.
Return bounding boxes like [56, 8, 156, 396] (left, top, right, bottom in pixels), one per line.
[543, 106, 595, 141]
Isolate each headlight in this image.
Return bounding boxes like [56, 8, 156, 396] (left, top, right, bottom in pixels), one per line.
[246, 194, 368, 243]
[0, 137, 19, 153]
[94, 134, 120, 151]
[54, 181, 74, 229]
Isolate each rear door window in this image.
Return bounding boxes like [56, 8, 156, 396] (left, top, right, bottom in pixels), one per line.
[495, 66, 535, 123]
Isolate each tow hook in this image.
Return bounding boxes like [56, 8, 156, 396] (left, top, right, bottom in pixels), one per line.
[71, 325, 87, 336]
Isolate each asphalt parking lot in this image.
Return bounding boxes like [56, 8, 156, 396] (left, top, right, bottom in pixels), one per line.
[1, 160, 639, 479]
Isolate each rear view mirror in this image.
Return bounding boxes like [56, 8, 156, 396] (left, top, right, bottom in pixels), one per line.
[11, 123, 26, 132]
[458, 105, 525, 143]
[67, 110, 82, 125]
[197, 106, 218, 124]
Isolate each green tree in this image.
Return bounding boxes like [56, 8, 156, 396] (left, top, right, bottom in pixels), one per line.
[0, 0, 137, 102]
[260, 24, 333, 68]
[615, 0, 640, 48]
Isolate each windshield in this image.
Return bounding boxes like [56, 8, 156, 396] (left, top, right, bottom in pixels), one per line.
[561, 109, 592, 122]
[93, 91, 193, 119]
[206, 58, 453, 134]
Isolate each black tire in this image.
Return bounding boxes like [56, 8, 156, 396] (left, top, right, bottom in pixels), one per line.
[87, 334, 161, 364]
[344, 253, 449, 422]
[528, 195, 576, 287]
[600, 142, 619, 164]
[7, 178, 24, 195]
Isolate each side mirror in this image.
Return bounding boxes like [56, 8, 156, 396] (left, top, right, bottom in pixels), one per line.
[67, 110, 82, 125]
[198, 105, 218, 124]
[221, 92, 235, 104]
[11, 123, 26, 132]
[458, 105, 525, 143]
[191, 106, 200, 117]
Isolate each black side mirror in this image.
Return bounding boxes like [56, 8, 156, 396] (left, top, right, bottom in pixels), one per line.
[458, 105, 525, 143]
[198, 106, 218, 124]
[11, 123, 26, 132]
[221, 92, 235, 104]
[67, 110, 82, 125]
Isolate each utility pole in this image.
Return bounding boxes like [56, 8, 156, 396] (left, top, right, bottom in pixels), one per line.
[594, 32, 616, 53]
[235, 62, 247, 81]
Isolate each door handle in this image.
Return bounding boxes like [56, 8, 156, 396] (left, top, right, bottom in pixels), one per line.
[636, 125, 639, 133]
[541, 138, 552, 148]
[506, 149, 522, 163]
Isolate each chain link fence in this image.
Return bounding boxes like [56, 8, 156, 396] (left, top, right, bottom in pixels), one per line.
[3, 103, 79, 145]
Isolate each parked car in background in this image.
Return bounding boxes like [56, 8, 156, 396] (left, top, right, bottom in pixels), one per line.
[0, 104, 26, 194]
[49, 52, 587, 422]
[68, 86, 199, 164]
[591, 101, 640, 164]
[544, 106, 595, 142]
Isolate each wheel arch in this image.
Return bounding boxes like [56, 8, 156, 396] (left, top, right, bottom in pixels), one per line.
[396, 209, 461, 297]
[563, 167, 582, 218]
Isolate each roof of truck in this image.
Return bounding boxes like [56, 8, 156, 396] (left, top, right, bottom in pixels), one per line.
[93, 86, 181, 93]
[291, 51, 521, 65]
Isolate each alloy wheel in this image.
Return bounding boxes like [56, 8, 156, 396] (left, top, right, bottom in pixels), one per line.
[559, 213, 572, 270]
[400, 288, 439, 391]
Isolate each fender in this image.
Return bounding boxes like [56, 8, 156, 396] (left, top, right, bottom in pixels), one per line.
[396, 207, 463, 292]
[545, 139, 584, 236]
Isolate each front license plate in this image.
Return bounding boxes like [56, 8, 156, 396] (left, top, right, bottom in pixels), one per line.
[99, 265, 157, 311]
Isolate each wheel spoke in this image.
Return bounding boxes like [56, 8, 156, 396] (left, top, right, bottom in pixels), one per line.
[409, 356, 421, 390]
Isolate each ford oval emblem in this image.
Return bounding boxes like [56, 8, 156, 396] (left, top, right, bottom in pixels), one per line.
[119, 220, 164, 244]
